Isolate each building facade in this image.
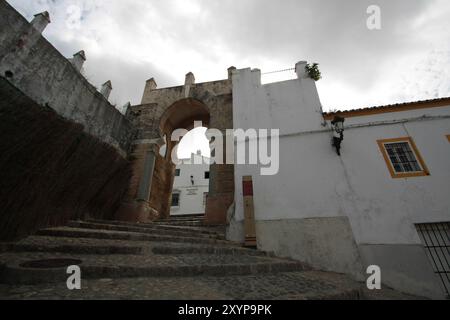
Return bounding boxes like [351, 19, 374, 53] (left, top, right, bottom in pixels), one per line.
[228, 64, 450, 299]
[170, 153, 210, 216]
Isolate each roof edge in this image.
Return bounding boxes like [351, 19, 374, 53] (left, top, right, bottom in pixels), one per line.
[323, 97, 450, 120]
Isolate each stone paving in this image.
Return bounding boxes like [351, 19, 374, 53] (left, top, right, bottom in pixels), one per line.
[0, 272, 361, 300]
[0, 216, 425, 300]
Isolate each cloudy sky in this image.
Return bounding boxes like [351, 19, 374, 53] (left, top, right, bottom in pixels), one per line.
[6, 0, 450, 156]
[7, 0, 450, 110]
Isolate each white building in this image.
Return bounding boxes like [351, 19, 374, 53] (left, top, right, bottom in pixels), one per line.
[228, 62, 450, 299]
[170, 153, 210, 216]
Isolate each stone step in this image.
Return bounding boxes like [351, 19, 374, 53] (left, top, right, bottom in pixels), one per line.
[158, 219, 205, 224]
[7, 236, 265, 257]
[5, 235, 272, 260]
[36, 227, 235, 246]
[153, 221, 205, 227]
[0, 243, 13, 253]
[68, 221, 225, 240]
[0, 271, 365, 300]
[151, 244, 273, 257]
[86, 219, 224, 237]
[9, 243, 144, 255]
[0, 254, 310, 285]
[162, 215, 205, 221]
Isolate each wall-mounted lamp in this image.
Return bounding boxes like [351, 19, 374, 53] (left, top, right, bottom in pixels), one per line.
[331, 116, 345, 156]
[190, 175, 195, 186]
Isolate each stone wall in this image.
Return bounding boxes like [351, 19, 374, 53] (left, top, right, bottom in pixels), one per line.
[0, 77, 131, 240]
[149, 154, 175, 219]
[123, 76, 235, 223]
[0, 1, 134, 156]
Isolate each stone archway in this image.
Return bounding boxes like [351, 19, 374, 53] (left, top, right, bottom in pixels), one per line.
[151, 98, 210, 222]
[117, 71, 235, 225]
[159, 98, 210, 163]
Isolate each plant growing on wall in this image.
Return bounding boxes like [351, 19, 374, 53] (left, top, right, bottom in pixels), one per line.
[305, 63, 322, 81]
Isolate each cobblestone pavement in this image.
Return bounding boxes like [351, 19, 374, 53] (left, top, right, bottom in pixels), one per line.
[0, 250, 279, 269]
[0, 271, 423, 300]
[0, 271, 361, 300]
[0, 217, 426, 300]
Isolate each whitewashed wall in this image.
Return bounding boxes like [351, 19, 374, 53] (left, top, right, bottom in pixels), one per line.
[170, 155, 210, 216]
[230, 65, 450, 299]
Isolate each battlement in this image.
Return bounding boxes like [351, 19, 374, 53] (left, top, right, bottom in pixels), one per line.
[0, 1, 133, 155]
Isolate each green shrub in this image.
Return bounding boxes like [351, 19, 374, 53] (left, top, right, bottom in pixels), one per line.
[305, 63, 322, 81]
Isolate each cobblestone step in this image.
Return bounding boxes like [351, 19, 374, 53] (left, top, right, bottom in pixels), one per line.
[36, 227, 235, 246]
[151, 244, 273, 257]
[68, 221, 225, 240]
[0, 271, 369, 300]
[156, 219, 205, 224]
[0, 243, 13, 253]
[86, 219, 223, 237]
[160, 215, 205, 222]
[7, 235, 269, 257]
[153, 221, 205, 227]
[0, 219, 423, 299]
[0, 249, 311, 285]
[9, 242, 143, 255]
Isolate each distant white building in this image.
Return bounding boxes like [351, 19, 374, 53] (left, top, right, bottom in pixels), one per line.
[170, 152, 210, 216]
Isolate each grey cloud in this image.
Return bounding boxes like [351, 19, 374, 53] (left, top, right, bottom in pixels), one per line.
[84, 54, 176, 106]
[200, 0, 433, 87]
[5, 0, 450, 110]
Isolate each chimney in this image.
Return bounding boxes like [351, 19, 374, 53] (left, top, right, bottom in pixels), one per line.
[185, 72, 195, 86]
[70, 50, 86, 72]
[100, 80, 113, 100]
[31, 11, 51, 33]
[295, 61, 308, 79]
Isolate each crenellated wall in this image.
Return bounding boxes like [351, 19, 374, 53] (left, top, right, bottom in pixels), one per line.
[0, 1, 134, 156]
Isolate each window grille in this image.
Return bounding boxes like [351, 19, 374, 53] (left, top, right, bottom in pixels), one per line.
[377, 137, 429, 178]
[416, 222, 450, 298]
[384, 142, 422, 173]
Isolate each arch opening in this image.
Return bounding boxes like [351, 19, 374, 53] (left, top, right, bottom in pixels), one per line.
[159, 98, 211, 163]
[149, 98, 213, 220]
[120, 84, 234, 226]
[168, 127, 211, 217]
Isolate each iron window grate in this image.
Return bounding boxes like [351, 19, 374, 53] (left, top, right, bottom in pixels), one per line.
[416, 222, 450, 298]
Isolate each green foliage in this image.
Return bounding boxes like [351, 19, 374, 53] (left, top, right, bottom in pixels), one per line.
[305, 63, 322, 81]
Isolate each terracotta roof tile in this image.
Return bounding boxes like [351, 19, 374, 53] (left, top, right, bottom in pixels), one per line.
[323, 97, 450, 120]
